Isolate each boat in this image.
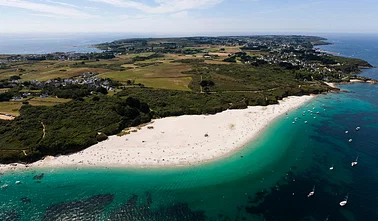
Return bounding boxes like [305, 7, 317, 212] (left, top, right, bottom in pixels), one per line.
[345, 130, 349, 134]
[356, 127, 361, 131]
[1, 184, 8, 189]
[339, 194, 349, 207]
[15, 181, 21, 184]
[304, 121, 308, 124]
[329, 165, 334, 170]
[351, 156, 359, 167]
[349, 139, 353, 143]
[307, 186, 315, 197]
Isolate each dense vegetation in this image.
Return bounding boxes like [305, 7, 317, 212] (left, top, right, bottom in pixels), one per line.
[0, 96, 151, 163]
[116, 63, 331, 118]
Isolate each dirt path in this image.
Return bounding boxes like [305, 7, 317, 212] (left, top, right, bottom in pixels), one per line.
[0, 114, 15, 120]
[41, 122, 46, 139]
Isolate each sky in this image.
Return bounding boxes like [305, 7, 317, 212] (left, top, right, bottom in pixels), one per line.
[0, 0, 378, 34]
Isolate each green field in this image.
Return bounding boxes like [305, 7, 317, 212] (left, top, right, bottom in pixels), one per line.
[0, 60, 112, 81]
[0, 97, 71, 116]
[99, 62, 193, 91]
[0, 102, 22, 116]
[0, 88, 10, 93]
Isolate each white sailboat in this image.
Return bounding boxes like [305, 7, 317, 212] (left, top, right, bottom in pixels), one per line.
[339, 194, 349, 207]
[329, 165, 334, 170]
[351, 156, 359, 167]
[307, 186, 315, 197]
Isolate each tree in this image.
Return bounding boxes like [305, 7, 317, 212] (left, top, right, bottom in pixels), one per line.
[96, 87, 108, 95]
[200, 80, 215, 87]
[126, 97, 141, 109]
[10, 75, 21, 81]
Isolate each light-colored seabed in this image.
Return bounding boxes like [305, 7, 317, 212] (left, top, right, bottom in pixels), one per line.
[0, 95, 314, 173]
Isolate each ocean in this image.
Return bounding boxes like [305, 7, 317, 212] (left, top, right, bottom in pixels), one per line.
[0, 33, 143, 54]
[1, 35, 378, 221]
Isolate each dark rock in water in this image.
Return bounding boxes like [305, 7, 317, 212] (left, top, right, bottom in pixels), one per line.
[20, 197, 32, 204]
[107, 192, 207, 221]
[0, 210, 20, 221]
[33, 173, 44, 180]
[42, 194, 114, 221]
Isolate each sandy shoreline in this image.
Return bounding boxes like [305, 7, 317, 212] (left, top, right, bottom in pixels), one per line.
[0, 95, 314, 173]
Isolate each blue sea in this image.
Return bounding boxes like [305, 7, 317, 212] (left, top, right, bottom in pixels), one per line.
[0, 33, 145, 54]
[1, 34, 378, 221]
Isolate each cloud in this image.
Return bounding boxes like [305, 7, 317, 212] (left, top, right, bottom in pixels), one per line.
[44, 0, 80, 8]
[170, 11, 188, 19]
[30, 13, 65, 18]
[90, 0, 223, 13]
[0, 0, 94, 18]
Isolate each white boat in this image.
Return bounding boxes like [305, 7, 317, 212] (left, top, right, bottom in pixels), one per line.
[345, 130, 349, 134]
[1, 184, 8, 189]
[349, 139, 353, 143]
[339, 194, 349, 207]
[356, 127, 361, 131]
[329, 165, 334, 170]
[15, 181, 21, 185]
[351, 156, 359, 167]
[307, 186, 315, 197]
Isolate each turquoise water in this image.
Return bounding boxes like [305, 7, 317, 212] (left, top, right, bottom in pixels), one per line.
[2, 84, 378, 221]
[1, 35, 378, 221]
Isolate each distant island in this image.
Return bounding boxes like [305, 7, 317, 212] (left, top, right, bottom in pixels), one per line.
[0, 35, 374, 166]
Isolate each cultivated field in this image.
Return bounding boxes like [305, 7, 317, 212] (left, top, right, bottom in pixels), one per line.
[0, 88, 9, 93]
[99, 62, 193, 91]
[0, 97, 71, 116]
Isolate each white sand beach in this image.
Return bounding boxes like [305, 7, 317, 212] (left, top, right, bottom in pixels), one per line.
[0, 95, 314, 172]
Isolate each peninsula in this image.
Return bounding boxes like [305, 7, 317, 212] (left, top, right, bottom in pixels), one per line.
[0, 35, 373, 169]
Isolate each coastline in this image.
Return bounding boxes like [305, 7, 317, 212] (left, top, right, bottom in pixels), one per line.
[0, 95, 314, 173]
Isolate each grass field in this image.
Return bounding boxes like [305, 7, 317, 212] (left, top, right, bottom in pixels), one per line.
[21, 67, 109, 81]
[0, 97, 71, 116]
[99, 62, 193, 91]
[135, 77, 192, 91]
[0, 102, 22, 116]
[28, 97, 71, 106]
[0, 88, 10, 93]
[0, 51, 241, 92]
[0, 60, 111, 81]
